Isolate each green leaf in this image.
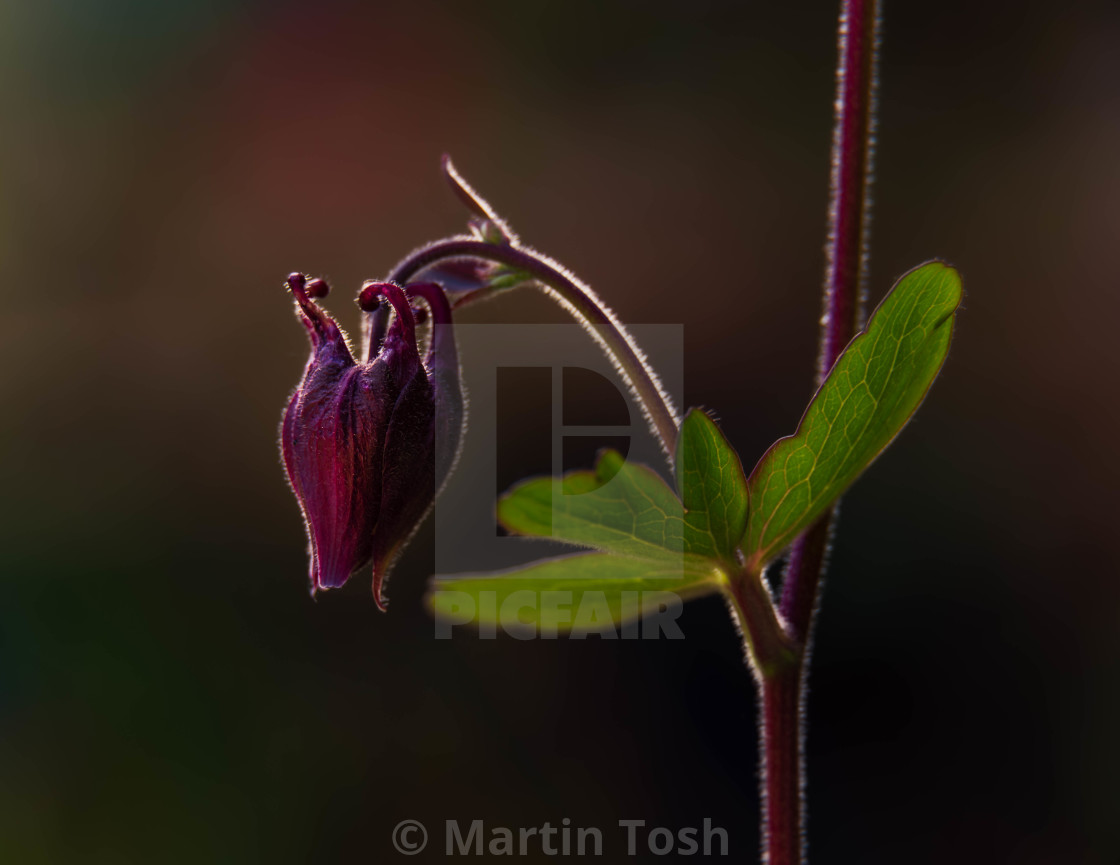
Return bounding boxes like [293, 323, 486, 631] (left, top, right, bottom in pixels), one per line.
[497, 449, 685, 562]
[744, 261, 963, 567]
[428, 552, 723, 634]
[674, 409, 750, 564]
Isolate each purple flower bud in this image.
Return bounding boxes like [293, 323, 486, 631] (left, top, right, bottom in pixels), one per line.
[281, 273, 464, 609]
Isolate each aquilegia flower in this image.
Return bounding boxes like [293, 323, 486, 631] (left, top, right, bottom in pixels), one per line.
[281, 273, 464, 608]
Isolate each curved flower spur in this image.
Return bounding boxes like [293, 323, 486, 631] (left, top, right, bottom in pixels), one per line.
[280, 273, 465, 608]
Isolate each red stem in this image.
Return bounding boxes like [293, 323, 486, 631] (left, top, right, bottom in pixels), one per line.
[814, 0, 879, 386]
[761, 2, 879, 863]
[762, 670, 804, 865]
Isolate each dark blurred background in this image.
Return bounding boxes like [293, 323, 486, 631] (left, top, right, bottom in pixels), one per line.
[2, 1, 1117, 862]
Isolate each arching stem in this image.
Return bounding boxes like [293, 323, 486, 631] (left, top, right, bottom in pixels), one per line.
[374, 237, 681, 461]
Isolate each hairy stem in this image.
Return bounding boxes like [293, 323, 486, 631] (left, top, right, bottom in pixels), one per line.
[761, 1, 880, 862]
[378, 238, 681, 460]
[762, 665, 805, 865]
[782, 0, 879, 663]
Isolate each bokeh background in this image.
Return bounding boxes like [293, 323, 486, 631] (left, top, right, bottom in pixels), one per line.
[2, 1, 1117, 862]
